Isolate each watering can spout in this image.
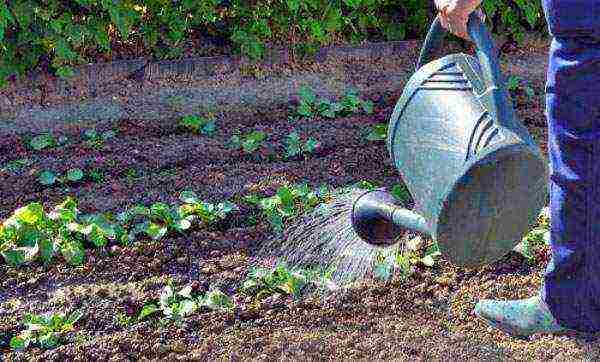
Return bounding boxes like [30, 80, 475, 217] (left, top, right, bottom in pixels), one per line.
[351, 189, 430, 247]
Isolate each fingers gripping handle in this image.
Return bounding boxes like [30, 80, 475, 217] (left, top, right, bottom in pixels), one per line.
[415, 11, 504, 94]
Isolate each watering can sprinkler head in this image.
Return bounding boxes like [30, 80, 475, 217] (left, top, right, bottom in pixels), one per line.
[351, 189, 430, 248]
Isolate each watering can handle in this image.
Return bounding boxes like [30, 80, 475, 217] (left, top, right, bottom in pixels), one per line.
[415, 12, 504, 93]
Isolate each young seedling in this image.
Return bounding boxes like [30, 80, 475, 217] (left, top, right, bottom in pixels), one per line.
[28, 133, 57, 151]
[10, 311, 83, 351]
[139, 283, 233, 323]
[294, 86, 374, 120]
[37, 168, 86, 186]
[390, 183, 410, 203]
[179, 115, 217, 136]
[507, 75, 535, 100]
[340, 89, 374, 116]
[139, 283, 199, 322]
[88, 168, 105, 183]
[295, 85, 317, 118]
[244, 183, 329, 233]
[227, 131, 267, 154]
[364, 123, 388, 142]
[140, 202, 194, 240]
[179, 191, 238, 227]
[242, 262, 309, 300]
[315, 98, 343, 119]
[1, 158, 32, 175]
[520, 226, 550, 264]
[84, 129, 116, 150]
[283, 132, 319, 159]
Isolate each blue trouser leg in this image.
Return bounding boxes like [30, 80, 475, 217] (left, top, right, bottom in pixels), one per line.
[542, 34, 600, 333]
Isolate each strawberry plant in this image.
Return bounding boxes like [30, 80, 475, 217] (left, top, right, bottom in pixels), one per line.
[84, 129, 116, 151]
[28, 133, 57, 151]
[283, 132, 319, 159]
[139, 283, 200, 322]
[0, 197, 125, 267]
[179, 191, 238, 227]
[139, 283, 233, 322]
[242, 262, 309, 300]
[10, 311, 83, 351]
[1, 158, 32, 175]
[391, 183, 410, 203]
[293, 85, 374, 120]
[364, 123, 388, 142]
[243, 183, 330, 233]
[134, 202, 194, 241]
[179, 115, 217, 136]
[226, 130, 267, 154]
[37, 168, 86, 186]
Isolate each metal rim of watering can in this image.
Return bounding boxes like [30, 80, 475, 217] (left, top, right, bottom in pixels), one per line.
[415, 12, 504, 95]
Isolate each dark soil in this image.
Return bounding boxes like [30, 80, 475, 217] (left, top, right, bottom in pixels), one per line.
[2, 33, 599, 361]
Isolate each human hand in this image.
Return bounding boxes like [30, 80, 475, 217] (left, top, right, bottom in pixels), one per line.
[434, 0, 486, 41]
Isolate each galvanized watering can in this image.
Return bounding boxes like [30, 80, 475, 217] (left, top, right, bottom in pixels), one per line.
[351, 12, 549, 267]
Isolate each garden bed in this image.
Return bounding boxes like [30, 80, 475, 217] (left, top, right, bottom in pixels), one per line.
[2, 33, 597, 361]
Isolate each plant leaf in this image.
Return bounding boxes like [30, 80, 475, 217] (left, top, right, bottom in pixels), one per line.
[66, 168, 84, 182]
[38, 170, 58, 186]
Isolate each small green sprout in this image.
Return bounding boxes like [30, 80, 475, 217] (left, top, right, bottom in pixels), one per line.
[84, 129, 116, 150]
[179, 115, 217, 136]
[283, 132, 319, 159]
[365, 123, 388, 142]
[37, 168, 86, 186]
[139, 283, 233, 322]
[242, 262, 309, 299]
[29, 133, 57, 151]
[10, 311, 83, 351]
[227, 131, 267, 154]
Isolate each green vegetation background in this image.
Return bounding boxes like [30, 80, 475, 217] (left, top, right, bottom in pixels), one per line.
[0, 0, 546, 86]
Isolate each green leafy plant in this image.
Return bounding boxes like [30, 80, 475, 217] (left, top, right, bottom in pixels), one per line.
[10, 311, 83, 351]
[283, 131, 319, 159]
[373, 242, 442, 281]
[197, 288, 235, 312]
[521, 225, 550, 263]
[38, 170, 59, 186]
[0, 198, 125, 267]
[294, 85, 374, 119]
[1, 158, 32, 174]
[37, 168, 86, 186]
[227, 130, 267, 154]
[29, 134, 57, 151]
[139, 283, 233, 322]
[506, 75, 535, 99]
[138, 202, 194, 240]
[88, 168, 105, 183]
[179, 115, 217, 136]
[391, 183, 410, 203]
[365, 123, 388, 142]
[179, 191, 238, 227]
[84, 129, 116, 151]
[139, 283, 199, 322]
[243, 183, 330, 233]
[242, 262, 309, 300]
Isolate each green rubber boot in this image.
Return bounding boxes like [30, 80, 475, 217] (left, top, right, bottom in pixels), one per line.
[473, 295, 572, 338]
